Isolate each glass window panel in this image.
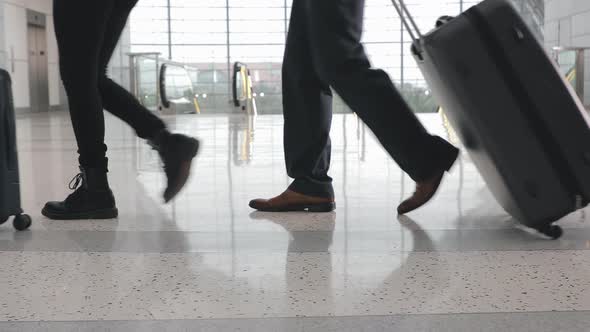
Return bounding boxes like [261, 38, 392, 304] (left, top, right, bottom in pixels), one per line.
[130, 0, 489, 113]
[170, 7, 227, 20]
[229, 33, 284, 45]
[131, 32, 170, 45]
[172, 20, 227, 34]
[172, 45, 227, 63]
[229, 7, 284, 19]
[229, 20, 284, 34]
[229, 44, 284, 63]
[130, 44, 170, 56]
[171, 32, 227, 45]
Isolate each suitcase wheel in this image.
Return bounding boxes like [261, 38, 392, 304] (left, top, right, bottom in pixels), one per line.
[537, 224, 563, 240]
[13, 214, 32, 231]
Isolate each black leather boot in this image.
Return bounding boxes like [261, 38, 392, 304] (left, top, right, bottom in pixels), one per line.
[42, 167, 118, 220]
[149, 129, 200, 203]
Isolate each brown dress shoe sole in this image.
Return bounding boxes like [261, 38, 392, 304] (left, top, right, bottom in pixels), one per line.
[397, 148, 460, 215]
[397, 174, 444, 215]
[250, 202, 336, 213]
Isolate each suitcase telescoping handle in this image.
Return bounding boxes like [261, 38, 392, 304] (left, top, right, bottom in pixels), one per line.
[390, 0, 422, 43]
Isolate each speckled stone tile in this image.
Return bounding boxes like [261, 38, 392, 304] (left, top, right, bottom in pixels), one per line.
[0, 250, 589, 321]
[11, 111, 590, 330]
[4, 226, 590, 254]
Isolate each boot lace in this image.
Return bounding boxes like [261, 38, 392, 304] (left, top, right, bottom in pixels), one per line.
[69, 173, 84, 190]
[64, 173, 87, 205]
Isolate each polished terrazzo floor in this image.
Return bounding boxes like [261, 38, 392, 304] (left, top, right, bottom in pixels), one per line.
[2, 111, 590, 331]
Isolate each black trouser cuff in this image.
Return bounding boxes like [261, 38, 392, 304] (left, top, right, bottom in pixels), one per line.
[408, 136, 459, 182]
[288, 177, 335, 198]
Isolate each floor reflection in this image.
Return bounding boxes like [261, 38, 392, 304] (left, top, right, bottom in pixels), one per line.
[4, 111, 590, 323]
[229, 114, 256, 166]
[250, 211, 336, 314]
[18, 111, 590, 235]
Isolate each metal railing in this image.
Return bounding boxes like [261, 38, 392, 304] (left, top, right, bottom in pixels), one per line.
[232, 62, 257, 115]
[128, 52, 200, 114]
[129, 53, 259, 114]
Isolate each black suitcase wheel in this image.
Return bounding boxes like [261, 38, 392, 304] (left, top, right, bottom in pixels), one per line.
[13, 214, 32, 231]
[538, 224, 563, 240]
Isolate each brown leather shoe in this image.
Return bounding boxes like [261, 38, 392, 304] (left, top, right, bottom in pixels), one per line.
[397, 150, 459, 215]
[249, 190, 335, 212]
[397, 173, 445, 215]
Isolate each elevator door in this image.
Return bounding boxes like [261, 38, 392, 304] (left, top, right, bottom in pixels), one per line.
[28, 24, 49, 113]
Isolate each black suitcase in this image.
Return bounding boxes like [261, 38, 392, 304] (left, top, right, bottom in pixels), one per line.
[0, 69, 32, 231]
[392, 0, 590, 239]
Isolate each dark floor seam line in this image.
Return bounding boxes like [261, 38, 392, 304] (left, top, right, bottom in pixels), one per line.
[3, 309, 590, 324]
[1, 247, 589, 254]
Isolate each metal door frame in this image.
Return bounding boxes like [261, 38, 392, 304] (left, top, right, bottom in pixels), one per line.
[26, 9, 49, 113]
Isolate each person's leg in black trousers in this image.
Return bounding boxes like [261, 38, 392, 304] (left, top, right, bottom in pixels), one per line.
[281, 0, 335, 200]
[53, 0, 112, 170]
[96, 0, 167, 140]
[249, 0, 336, 212]
[43, 0, 199, 220]
[95, 0, 200, 203]
[250, 0, 459, 214]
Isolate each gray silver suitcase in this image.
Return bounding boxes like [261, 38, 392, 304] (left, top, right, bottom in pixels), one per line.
[392, 0, 590, 238]
[0, 69, 32, 231]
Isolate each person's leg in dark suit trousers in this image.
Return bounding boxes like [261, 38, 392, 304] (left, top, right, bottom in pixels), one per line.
[250, 0, 459, 214]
